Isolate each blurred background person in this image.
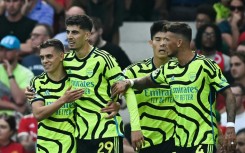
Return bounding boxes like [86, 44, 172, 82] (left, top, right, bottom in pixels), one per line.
[221, 83, 245, 133]
[89, 17, 131, 70]
[236, 128, 245, 153]
[0, 114, 24, 153]
[191, 4, 217, 50]
[230, 52, 245, 87]
[0, 0, 37, 57]
[21, 0, 54, 27]
[17, 113, 37, 153]
[218, 0, 245, 51]
[195, 23, 230, 73]
[0, 35, 34, 115]
[21, 23, 53, 76]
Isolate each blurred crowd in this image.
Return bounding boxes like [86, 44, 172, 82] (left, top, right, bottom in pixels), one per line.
[0, 0, 245, 153]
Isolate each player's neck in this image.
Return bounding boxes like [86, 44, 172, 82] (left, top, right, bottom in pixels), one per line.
[47, 67, 66, 82]
[153, 57, 169, 68]
[76, 43, 93, 59]
[177, 49, 195, 66]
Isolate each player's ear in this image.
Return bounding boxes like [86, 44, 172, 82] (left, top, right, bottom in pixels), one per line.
[85, 31, 91, 41]
[177, 39, 182, 48]
[148, 40, 153, 48]
[59, 52, 64, 61]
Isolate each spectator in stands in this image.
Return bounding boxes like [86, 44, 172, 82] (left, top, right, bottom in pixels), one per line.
[0, 0, 37, 56]
[213, 0, 231, 23]
[195, 23, 230, 73]
[18, 113, 37, 153]
[0, 35, 34, 115]
[195, 23, 232, 113]
[0, 114, 25, 153]
[218, 0, 245, 51]
[89, 17, 131, 70]
[21, 24, 53, 76]
[191, 4, 217, 49]
[230, 52, 245, 87]
[21, 0, 54, 27]
[221, 83, 245, 133]
[237, 128, 245, 153]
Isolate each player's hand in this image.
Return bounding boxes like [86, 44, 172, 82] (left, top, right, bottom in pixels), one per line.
[224, 127, 236, 153]
[111, 80, 131, 99]
[100, 102, 120, 119]
[25, 86, 35, 102]
[131, 130, 144, 152]
[61, 86, 84, 103]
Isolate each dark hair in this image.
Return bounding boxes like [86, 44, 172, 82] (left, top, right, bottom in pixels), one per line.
[0, 114, 16, 132]
[237, 128, 245, 135]
[231, 51, 245, 63]
[65, 15, 93, 32]
[39, 39, 65, 52]
[196, 4, 216, 23]
[230, 83, 245, 95]
[195, 23, 222, 50]
[91, 17, 103, 31]
[35, 23, 54, 38]
[150, 20, 169, 40]
[163, 22, 192, 42]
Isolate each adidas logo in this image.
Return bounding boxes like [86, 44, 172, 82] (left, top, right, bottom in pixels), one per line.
[45, 90, 50, 95]
[171, 76, 175, 81]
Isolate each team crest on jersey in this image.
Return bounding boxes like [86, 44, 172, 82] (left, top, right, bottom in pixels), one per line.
[86, 68, 94, 77]
[188, 73, 196, 81]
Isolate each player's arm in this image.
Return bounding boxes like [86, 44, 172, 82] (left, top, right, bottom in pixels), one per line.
[123, 87, 145, 151]
[220, 87, 236, 152]
[111, 75, 159, 99]
[32, 87, 84, 121]
[220, 88, 236, 123]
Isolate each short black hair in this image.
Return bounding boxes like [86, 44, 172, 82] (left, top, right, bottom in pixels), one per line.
[150, 20, 169, 40]
[65, 15, 93, 32]
[39, 39, 65, 53]
[163, 22, 192, 42]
